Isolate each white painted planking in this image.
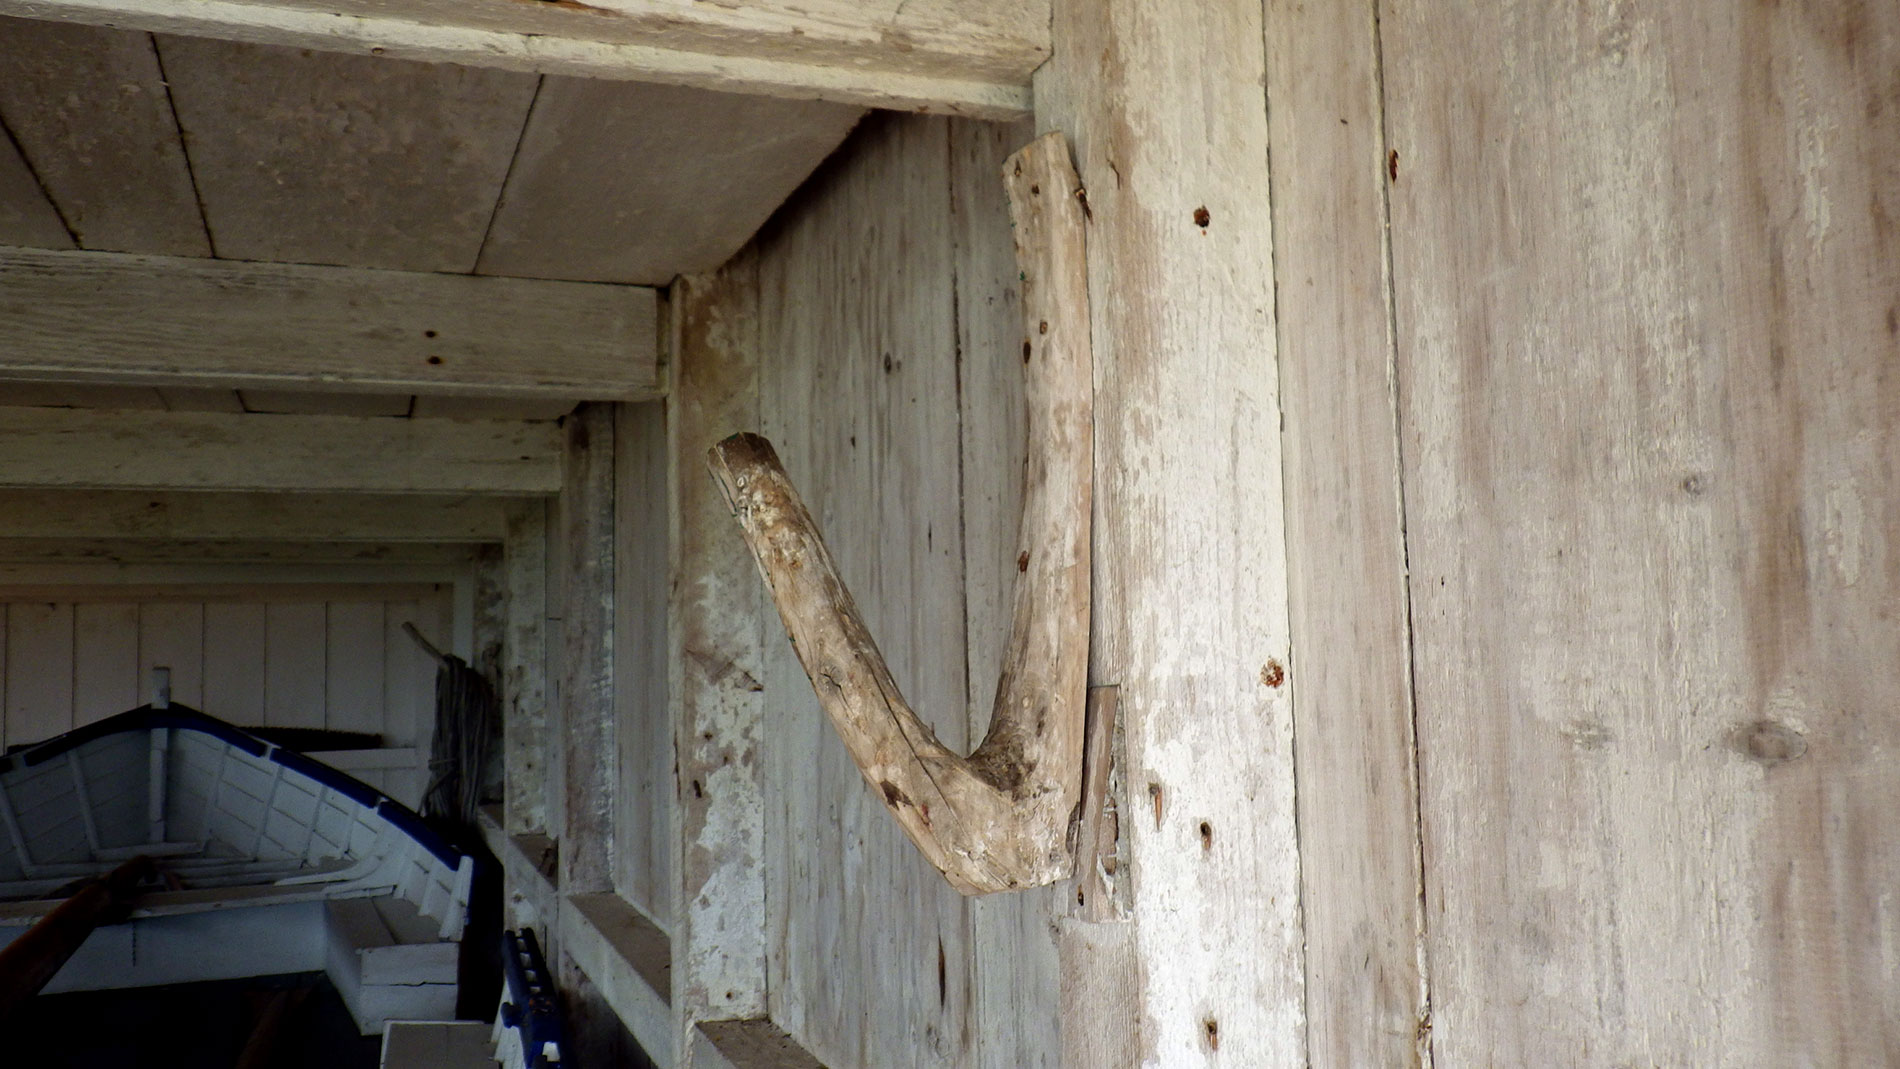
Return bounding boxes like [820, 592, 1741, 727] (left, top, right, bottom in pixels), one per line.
[756, 113, 973, 1068]
[155, 36, 535, 274]
[0, 247, 659, 400]
[0, 18, 208, 256]
[138, 602, 204, 707]
[264, 603, 327, 729]
[1034, 0, 1306, 1060]
[202, 602, 267, 726]
[72, 602, 139, 725]
[948, 116, 1063, 1068]
[0, 0, 1043, 117]
[5, 602, 73, 744]
[0, 407, 564, 495]
[478, 77, 862, 285]
[668, 249, 771, 1063]
[612, 401, 670, 926]
[0, 125, 72, 249]
[1381, 0, 1900, 1062]
[326, 603, 387, 737]
[0, 491, 510, 544]
[1263, 0, 1429, 1063]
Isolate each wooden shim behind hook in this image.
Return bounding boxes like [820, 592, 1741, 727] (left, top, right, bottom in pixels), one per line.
[708, 130, 1093, 895]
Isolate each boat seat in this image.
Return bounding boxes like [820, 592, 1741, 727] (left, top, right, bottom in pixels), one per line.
[326, 896, 460, 1035]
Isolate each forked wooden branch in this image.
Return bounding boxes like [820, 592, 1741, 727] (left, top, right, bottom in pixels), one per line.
[708, 132, 1092, 895]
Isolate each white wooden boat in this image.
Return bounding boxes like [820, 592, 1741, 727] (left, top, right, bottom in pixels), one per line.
[0, 703, 475, 1034]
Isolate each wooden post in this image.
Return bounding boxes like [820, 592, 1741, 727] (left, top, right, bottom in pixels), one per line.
[708, 131, 1092, 896]
[559, 403, 615, 895]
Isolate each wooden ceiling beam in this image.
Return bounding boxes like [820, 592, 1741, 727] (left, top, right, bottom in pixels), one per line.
[0, 491, 510, 542]
[0, 246, 658, 399]
[0, 407, 562, 494]
[0, 0, 1041, 119]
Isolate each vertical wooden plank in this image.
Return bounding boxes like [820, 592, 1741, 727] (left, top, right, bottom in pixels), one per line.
[73, 602, 140, 726]
[1264, 1, 1429, 1065]
[263, 602, 327, 729]
[202, 603, 266, 725]
[1382, 0, 1900, 1063]
[6, 601, 73, 744]
[138, 602, 204, 708]
[544, 496, 567, 846]
[503, 502, 550, 833]
[0, 127, 73, 249]
[384, 596, 438, 807]
[757, 112, 973, 1069]
[560, 403, 616, 895]
[155, 36, 537, 273]
[0, 19, 209, 256]
[1034, 0, 1306, 1061]
[613, 400, 671, 924]
[948, 115, 1063, 1069]
[670, 249, 769, 1064]
[326, 602, 386, 736]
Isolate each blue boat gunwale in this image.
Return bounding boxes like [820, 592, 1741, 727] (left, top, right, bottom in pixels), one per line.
[0, 703, 466, 871]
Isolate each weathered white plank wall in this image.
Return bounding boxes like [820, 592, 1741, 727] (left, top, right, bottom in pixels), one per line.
[0, 590, 445, 801]
[614, 400, 672, 926]
[756, 112, 977, 1068]
[1035, 0, 1306, 1062]
[1383, 0, 1900, 1063]
[1264, 1, 1429, 1064]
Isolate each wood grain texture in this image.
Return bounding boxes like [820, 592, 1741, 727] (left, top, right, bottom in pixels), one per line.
[478, 77, 862, 285]
[0, 18, 207, 256]
[1383, 0, 1900, 1063]
[502, 502, 549, 833]
[950, 115, 1064, 1067]
[613, 400, 671, 925]
[1264, 0, 1429, 1064]
[0, 0, 1043, 117]
[0, 244, 659, 400]
[559, 404, 616, 895]
[708, 130, 1090, 897]
[669, 250, 771, 1064]
[154, 36, 534, 273]
[0, 123, 72, 249]
[1034, 0, 1306, 1060]
[0, 407, 563, 494]
[0, 491, 509, 543]
[757, 112, 972, 1068]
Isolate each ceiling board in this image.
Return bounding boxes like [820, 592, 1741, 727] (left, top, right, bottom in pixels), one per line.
[477, 78, 862, 284]
[239, 390, 412, 417]
[0, 19, 209, 256]
[1, 383, 166, 409]
[155, 37, 537, 273]
[0, 127, 70, 249]
[410, 395, 577, 421]
[156, 387, 245, 413]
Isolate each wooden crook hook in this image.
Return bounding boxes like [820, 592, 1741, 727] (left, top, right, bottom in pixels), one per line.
[708, 131, 1093, 895]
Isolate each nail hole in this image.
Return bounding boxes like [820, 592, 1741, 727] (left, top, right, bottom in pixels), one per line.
[1017, 551, 1030, 572]
[423, 329, 437, 338]
[1023, 340, 1033, 363]
[1030, 183, 1040, 195]
[1199, 821, 1213, 850]
[426, 355, 443, 365]
[1204, 1018, 1220, 1050]
[1038, 320, 1048, 334]
[1149, 783, 1163, 829]
[1260, 658, 1285, 688]
[1193, 206, 1211, 228]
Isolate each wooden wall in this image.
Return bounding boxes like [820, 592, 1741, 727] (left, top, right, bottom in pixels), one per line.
[1380, 0, 1900, 1063]
[0, 588, 449, 803]
[672, 111, 1059, 1067]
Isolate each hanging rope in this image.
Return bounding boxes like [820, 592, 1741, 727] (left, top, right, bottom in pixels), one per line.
[405, 623, 499, 828]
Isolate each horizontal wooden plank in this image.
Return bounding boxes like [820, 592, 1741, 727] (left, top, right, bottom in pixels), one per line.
[0, 540, 481, 564]
[0, 246, 658, 399]
[561, 892, 674, 1067]
[0, 407, 562, 494]
[0, 582, 448, 602]
[0, 0, 1040, 118]
[693, 1021, 824, 1069]
[0, 491, 507, 542]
